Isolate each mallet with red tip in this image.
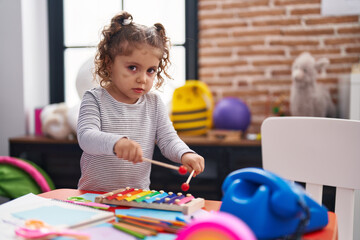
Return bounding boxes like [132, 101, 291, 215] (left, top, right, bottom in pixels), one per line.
[142, 157, 187, 175]
[181, 170, 195, 192]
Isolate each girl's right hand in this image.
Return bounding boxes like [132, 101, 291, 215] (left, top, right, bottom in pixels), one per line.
[113, 138, 143, 163]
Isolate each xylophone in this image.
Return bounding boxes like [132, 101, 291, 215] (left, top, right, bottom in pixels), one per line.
[95, 187, 205, 215]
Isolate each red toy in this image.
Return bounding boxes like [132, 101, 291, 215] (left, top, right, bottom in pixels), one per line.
[178, 166, 187, 175]
[181, 183, 190, 191]
[181, 170, 195, 192]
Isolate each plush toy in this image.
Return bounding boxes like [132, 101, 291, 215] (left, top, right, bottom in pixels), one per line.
[40, 102, 74, 140]
[289, 52, 336, 117]
[41, 57, 99, 139]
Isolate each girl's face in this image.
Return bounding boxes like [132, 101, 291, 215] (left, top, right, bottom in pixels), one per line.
[108, 44, 161, 104]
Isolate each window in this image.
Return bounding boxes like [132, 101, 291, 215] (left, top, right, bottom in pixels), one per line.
[48, 0, 198, 108]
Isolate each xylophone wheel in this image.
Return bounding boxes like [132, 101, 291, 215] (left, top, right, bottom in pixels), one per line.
[179, 166, 187, 175]
[176, 212, 256, 240]
[181, 183, 190, 191]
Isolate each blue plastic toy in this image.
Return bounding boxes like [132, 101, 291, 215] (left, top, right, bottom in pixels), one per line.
[220, 168, 328, 239]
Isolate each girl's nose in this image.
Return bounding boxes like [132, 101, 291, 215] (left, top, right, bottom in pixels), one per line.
[137, 72, 147, 84]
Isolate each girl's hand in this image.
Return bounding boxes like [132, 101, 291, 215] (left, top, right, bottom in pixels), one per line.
[113, 138, 143, 163]
[181, 153, 205, 177]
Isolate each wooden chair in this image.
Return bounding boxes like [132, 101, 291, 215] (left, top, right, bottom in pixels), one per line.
[261, 117, 360, 240]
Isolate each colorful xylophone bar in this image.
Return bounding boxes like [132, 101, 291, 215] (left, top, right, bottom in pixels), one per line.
[95, 187, 205, 215]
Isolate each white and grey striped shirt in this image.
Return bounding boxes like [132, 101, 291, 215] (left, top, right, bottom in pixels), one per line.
[77, 87, 193, 192]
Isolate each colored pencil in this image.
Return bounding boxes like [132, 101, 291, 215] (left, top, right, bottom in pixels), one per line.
[116, 214, 163, 225]
[114, 221, 157, 236]
[120, 218, 165, 232]
[118, 219, 159, 234]
[112, 223, 146, 239]
[116, 216, 181, 234]
[140, 215, 187, 227]
[116, 214, 187, 227]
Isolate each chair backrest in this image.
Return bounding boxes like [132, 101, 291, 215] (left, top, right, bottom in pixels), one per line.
[261, 117, 360, 240]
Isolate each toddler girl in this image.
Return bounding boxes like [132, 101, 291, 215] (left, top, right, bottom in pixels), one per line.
[77, 11, 204, 191]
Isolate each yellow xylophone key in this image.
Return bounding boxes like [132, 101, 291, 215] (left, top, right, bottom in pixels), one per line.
[125, 190, 152, 201]
[135, 190, 159, 202]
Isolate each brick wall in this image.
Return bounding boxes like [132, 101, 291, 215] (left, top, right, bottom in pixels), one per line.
[198, 0, 360, 133]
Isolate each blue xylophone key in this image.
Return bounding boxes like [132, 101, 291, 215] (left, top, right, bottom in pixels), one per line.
[144, 192, 168, 203]
[154, 193, 175, 204]
[163, 194, 181, 204]
[167, 194, 185, 204]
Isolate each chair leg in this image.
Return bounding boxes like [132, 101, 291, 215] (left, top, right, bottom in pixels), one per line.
[335, 188, 355, 240]
[353, 190, 360, 240]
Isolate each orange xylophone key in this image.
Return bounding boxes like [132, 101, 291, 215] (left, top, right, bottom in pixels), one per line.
[116, 189, 143, 201]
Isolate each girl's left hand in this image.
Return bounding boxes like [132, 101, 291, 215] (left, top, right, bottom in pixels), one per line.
[181, 153, 205, 177]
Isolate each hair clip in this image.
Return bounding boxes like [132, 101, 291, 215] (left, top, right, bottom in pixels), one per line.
[122, 18, 132, 26]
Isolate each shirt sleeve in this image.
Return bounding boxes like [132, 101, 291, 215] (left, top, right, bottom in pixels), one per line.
[77, 91, 124, 155]
[154, 94, 194, 163]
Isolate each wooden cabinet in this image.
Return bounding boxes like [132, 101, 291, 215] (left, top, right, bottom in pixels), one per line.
[9, 135, 262, 200]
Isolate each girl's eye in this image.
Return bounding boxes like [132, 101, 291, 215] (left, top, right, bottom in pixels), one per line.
[128, 66, 137, 71]
[147, 68, 156, 74]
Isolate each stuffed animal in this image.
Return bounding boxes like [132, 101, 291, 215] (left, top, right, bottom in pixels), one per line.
[41, 57, 99, 139]
[41, 102, 74, 140]
[289, 52, 336, 117]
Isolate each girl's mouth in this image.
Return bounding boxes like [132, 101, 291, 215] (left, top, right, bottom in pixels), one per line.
[133, 88, 144, 94]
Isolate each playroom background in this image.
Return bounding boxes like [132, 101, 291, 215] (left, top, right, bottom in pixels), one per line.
[198, 0, 359, 133]
[1, 0, 360, 211]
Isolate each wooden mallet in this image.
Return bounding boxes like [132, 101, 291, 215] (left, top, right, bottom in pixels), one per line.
[181, 170, 195, 192]
[142, 157, 187, 175]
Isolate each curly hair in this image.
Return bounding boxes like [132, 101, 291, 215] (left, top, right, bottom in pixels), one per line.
[95, 11, 171, 89]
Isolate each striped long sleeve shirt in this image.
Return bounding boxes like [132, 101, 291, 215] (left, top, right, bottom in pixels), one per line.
[77, 87, 193, 192]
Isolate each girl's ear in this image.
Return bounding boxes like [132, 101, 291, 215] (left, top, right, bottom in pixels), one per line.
[315, 57, 329, 71]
